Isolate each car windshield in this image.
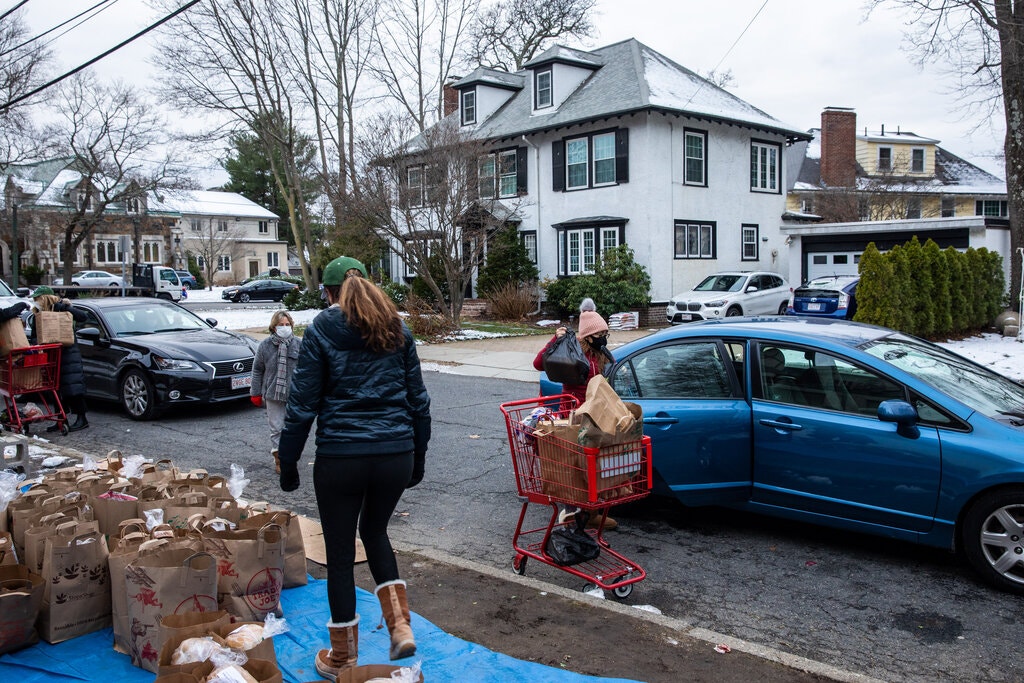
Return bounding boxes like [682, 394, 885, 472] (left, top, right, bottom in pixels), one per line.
[0, 280, 14, 297]
[694, 275, 745, 293]
[103, 303, 210, 337]
[862, 336, 1024, 421]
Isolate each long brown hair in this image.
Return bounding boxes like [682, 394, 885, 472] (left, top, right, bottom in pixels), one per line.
[337, 276, 404, 353]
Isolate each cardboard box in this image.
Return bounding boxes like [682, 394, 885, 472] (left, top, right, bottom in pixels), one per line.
[0, 317, 28, 355]
[34, 311, 74, 346]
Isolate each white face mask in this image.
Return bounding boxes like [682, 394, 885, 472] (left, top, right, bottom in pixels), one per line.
[275, 325, 292, 339]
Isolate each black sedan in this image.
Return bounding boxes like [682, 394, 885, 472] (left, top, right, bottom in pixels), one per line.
[221, 279, 298, 303]
[70, 298, 258, 420]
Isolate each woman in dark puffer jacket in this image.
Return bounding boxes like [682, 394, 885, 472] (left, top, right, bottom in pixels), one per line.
[276, 256, 430, 679]
[28, 286, 89, 432]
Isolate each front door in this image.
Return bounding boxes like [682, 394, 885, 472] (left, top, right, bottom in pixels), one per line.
[249, 261, 259, 278]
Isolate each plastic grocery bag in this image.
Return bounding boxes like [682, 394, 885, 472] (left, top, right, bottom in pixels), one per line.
[542, 330, 589, 385]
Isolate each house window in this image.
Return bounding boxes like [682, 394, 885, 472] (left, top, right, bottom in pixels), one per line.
[858, 197, 871, 221]
[813, 255, 827, 265]
[941, 196, 955, 217]
[535, 68, 552, 109]
[190, 219, 201, 232]
[267, 252, 279, 268]
[217, 255, 231, 272]
[404, 239, 437, 278]
[592, 132, 616, 185]
[558, 226, 620, 276]
[478, 156, 495, 198]
[911, 148, 925, 173]
[566, 138, 589, 189]
[905, 197, 922, 219]
[877, 147, 892, 172]
[750, 140, 780, 193]
[195, 255, 206, 269]
[834, 255, 849, 265]
[479, 147, 525, 199]
[258, 220, 269, 234]
[57, 243, 81, 264]
[522, 232, 537, 264]
[406, 166, 425, 207]
[498, 150, 518, 197]
[683, 129, 706, 186]
[976, 200, 1008, 217]
[126, 197, 141, 214]
[217, 220, 228, 232]
[461, 89, 476, 125]
[741, 224, 759, 261]
[800, 198, 814, 214]
[95, 240, 122, 264]
[78, 192, 93, 212]
[143, 242, 160, 263]
[673, 221, 716, 259]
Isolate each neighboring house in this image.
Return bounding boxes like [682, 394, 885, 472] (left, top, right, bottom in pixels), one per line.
[0, 158, 282, 286]
[156, 190, 284, 285]
[783, 107, 1010, 284]
[395, 38, 810, 304]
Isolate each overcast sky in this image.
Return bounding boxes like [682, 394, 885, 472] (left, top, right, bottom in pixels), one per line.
[18, 0, 1008, 181]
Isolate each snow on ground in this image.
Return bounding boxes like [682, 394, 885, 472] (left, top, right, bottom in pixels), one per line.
[186, 286, 1024, 380]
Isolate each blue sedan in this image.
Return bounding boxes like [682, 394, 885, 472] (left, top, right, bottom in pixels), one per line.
[544, 317, 1024, 593]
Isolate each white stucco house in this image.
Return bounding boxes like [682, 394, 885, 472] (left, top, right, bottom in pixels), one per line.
[395, 38, 810, 306]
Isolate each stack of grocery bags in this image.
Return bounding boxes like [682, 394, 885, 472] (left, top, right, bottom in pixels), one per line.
[0, 451, 304, 682]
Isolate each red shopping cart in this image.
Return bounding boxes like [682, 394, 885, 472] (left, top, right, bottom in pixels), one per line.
[0, 344, 66, 435]
[499, 394, 652, 599]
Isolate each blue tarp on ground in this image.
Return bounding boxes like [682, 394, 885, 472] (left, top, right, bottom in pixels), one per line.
[0, 576, 639, 682]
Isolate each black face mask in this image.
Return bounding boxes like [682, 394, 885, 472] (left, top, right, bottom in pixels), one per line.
[589, 335, 608, 350]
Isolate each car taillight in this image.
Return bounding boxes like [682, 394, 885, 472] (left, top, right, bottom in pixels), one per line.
[838, 292, 850, 308]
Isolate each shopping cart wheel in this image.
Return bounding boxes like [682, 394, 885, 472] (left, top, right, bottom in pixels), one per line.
[611, 584, 633, 600]
[512, 555, 527, 575]
[60, 422, 69, 436]
[20, 424, 29, 436]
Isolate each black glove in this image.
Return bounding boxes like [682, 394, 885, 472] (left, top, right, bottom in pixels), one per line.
[52, 301, 70, 312]
[1, 302, 29, 320]
[279, 462, 300, 492]
[407, 452, 425, 488]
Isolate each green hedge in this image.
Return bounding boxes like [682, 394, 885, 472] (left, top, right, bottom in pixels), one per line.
[855, 237, 1004, 337]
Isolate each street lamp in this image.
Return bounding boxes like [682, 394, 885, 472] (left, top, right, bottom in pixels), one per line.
[174, 235, 182, 269]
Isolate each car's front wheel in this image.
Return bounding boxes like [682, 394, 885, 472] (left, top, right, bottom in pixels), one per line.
[962, 488, 1024, 595]
[240, 293, 251, 303]
[120, 369, 157, 420]
[726, 306, 742, 317]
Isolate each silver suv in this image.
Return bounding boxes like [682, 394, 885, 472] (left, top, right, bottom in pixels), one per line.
[666, 271, 790, 324]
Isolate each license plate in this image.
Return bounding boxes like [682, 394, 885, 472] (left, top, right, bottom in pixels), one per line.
[807, 303, 822, 311]
[231, 374, 252, 390]
[680, 313, 692, 321]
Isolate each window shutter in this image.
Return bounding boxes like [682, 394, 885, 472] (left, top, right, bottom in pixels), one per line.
[516, 147, 528, 195]
[552, 140, 565, 192]
[615, 128, 629, 183]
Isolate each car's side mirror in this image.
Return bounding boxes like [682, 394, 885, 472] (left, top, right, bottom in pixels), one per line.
[15, 287, 30, 297]
[76, 327, 105, 344]
[746, 286, 759, 293]
[878, 399, 920, 439]
[205, 318, 218, 327]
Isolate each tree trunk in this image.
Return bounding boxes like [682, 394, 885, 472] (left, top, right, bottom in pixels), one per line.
[997, 2, 1024, 312]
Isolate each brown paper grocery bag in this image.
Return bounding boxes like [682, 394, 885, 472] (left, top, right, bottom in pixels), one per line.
[0, 564, 45, 654]
[156, 610, 232, 675]
[240, 509, 307, 587]
[92, 482, 142, 536]
[34, 311, 74, 346]
[125, 549, 218, 672]
[575, 375, 643, 442]
[37, 529, 111, 643]
[25, 515, 99, 573]
[0, 531, 18, 566]
[0, 316, 28, 355]
[202, 524, 285, 621]
[216, 620, 277, 664]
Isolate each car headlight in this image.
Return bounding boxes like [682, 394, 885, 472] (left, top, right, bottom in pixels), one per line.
[704, 299, 727, 308]
[153, 356, 204, 372]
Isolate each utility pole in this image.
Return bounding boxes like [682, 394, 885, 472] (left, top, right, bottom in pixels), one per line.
[10, 204, 19, 287]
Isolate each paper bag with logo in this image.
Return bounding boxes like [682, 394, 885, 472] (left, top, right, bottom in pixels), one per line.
[25, 513, 98, 574]
[34, 310, 75, 346]
[125, 549, 218, 672]
[0, 564, 45, 655]
[37, 529, 111, 643]
[0, 316, 28, 355]
[202, 524, 285, 621]
[240, 509, 307, 587]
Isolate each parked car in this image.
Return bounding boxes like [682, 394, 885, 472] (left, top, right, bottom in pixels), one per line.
[665, 271, 790, 324]
[221, 279, 298, 303]
[240, 270, 302, 285]
[70, 297, 258, 420]
[0, 278, 33, 312]
[175, 270, 199, 290]
[787, 275, 859, 319]
[543, 317, 1024, 594]
[54, 270, 125, 287]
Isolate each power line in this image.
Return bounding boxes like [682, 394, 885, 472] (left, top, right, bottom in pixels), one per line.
[684, 0, 770, 108]
[0, 0, 116, 58]
[0, 1, 30, 24]
[0, 0, 200, 112]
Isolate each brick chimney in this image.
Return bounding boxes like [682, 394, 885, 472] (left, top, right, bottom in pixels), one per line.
[442, 81, 459, 117]
[819, 107, 857, 187]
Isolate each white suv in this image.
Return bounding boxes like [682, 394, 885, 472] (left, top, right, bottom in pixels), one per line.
[666, 271, 790, 324]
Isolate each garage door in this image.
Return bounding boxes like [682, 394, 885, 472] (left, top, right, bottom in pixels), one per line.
[806, 252, 860, 281]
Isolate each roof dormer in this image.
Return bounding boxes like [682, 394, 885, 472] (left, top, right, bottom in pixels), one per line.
[452, 68, 524, 128]
[522, 45, 602, 114]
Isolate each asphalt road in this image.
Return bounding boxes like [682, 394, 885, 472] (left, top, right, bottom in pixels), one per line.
[64, 371, 1023, 683]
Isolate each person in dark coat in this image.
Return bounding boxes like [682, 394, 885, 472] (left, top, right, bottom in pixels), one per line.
[276, 256, 430, 679]
[28, 285, 89, 432]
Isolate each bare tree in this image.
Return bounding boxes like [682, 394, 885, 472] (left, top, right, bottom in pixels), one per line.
[45, 74, 183, 281]
[464, 0, 597, 72]
[372, 0, 480, 131]
[0, 8, 51, 162]
[352, 113, 514, 323]
[870, 0, 1023, 310]
[185, 217, 246, 289]
[153, 0, 322, 289]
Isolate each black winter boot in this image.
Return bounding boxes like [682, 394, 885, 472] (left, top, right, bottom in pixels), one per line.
[67, 396, 89, 432]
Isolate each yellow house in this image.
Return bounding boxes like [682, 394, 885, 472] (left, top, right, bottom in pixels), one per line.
[786, 107, 1006, 223]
